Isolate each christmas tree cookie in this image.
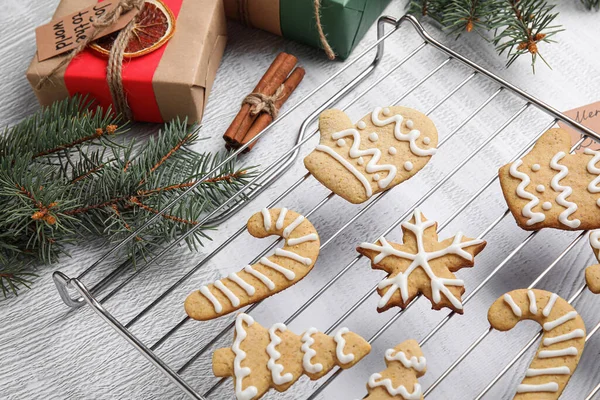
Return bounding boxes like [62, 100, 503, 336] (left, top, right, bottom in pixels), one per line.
[185, 208, 320, 320]
[213, 313, 371, 399]
[499, 128, 600, 231]
[357, 209, 486, 313]
[304, 106, 438, 204]
[488, 289, 586, 399]
[363, 339, 426, 400]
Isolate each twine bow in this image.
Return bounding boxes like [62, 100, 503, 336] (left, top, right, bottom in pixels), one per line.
[37, 0, 145, 120]
[242, 84, 285, 119]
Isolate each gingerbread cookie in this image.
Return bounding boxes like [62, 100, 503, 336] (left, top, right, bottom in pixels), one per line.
[586, 230, 600, 294]
[357, 209, 486, 313]
[488, 289, 586, 399]
[304, 106, 438, 204]
[499, 128, 600, 231]
[213, 313, 371, 399]
[185, 208, 320, 320]
[363, 339, 426, 400]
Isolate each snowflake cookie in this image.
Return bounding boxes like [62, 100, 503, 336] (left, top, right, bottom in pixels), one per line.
[488, 289, 586, 399]
[586, 230, 600, 294]
[185, 208, 320, 320]
[364, 339, 426, 400]
[499, 128, 600, 231]
[357, 209, 486, 314]
[212, 313, 371, 400]
[304, 106, 438, 204]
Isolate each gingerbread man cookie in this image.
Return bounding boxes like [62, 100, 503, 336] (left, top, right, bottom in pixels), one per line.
[363, 339, 426, 400]
[185, 208, 320, 320]
[488, 289, 586, 399]
[213, 313, 371, 400]
[499, 128, 600, 231]
[586, 230, 600, 294]
[304, 106, 438, 204]
[357, 209, 486, 313]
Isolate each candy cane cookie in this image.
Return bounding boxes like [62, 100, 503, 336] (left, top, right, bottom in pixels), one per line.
[185, 208, 320, 320]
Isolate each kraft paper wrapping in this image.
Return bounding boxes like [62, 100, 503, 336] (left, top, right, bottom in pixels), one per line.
[26, 0, 227, 123]
[224, 0, 390, 59]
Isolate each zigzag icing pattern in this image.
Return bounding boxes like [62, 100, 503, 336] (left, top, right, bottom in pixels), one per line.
[509, 159, 546, 226]
[550, 151, 580, 228]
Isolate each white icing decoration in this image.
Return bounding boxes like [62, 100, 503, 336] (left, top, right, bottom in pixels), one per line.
[531, 164, 541, 172]
[385, 349, 426, 372]
[267, 323, 293, 385]
[275, 248, 312, 265]
[536, 184, 545, 193]
[373, 174, 381, 182]
[526, 366, 570, 376]
[550, 151, 580, 228]
[371, 107, 436, 157]
[283, 216, 304, 238]
[543, 329, 585, 346]
[333, 327, 354, 364]
[406, 120, 414, 129]
[538, 347, 579, 358]
[382, 107, 391, 116]
[422, 137, 431, 145]
[261, 208, 271, 231]
[200, 285, 222, 313]
[542, 202, 552, 210]
[388, 147, 397, 155]
[275, 208, 288, 230]
[367, 373, 422, 399]
[543, 293, 559, 317]
[228, 272, 255, 296]
[287, 233, 318, 246]
[357, 157, 364, 165]
[314, 145, 373, 197]
[585, 148, 600, 202]
[357, 209, 483, 310]
[233, 314, 258, 400]
[259, 257, 295, 280]
[504, 294, 522, 317]
[357, 121, 366, 129]
[214, 280, 240, 307]
[516, 383, 559, 393]
[301, 328, 323, 373]
[590, 231, 600, 250]
[527, 290, 537, 314]
[369, 132, 379, 142]
[509, 159, 545, 226]
[543, 311, 578, 331]
[404, 161, 414, 171]
[336, 139, 346, 147]
[244, 265, 275, 290]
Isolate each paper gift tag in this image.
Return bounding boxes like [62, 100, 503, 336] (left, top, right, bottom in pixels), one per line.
[558, 101, 600, 153]
[35, 1, 139, 61]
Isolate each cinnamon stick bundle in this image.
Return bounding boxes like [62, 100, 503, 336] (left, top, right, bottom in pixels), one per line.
[223, 52, 304, 151]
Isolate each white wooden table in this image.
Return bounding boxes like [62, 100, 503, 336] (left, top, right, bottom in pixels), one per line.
[2, 1, 600, 399]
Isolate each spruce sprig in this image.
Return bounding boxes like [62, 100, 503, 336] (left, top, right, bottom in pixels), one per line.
[409, 0, 593, 71]
[0, 96, 257, 297]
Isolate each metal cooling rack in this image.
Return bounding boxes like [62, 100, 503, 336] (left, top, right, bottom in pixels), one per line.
[52, 15, 600, 400]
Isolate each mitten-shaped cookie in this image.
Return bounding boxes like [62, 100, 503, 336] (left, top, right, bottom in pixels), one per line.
[213, 313, 371, 400]
[357, 209, 486, 314]
[586, 230, 600, 294]
[499, 128, 600, 230]
[304, 106, 438, 204]
[185, 208, 319, 320]
[364, 339, 426, 400]
[488, 289, 586, 399]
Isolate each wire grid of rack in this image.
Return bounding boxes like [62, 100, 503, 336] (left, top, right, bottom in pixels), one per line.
[52, 15, 600, 400]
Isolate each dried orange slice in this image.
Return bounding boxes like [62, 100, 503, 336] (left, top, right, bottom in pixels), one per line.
[90, 0, 175, 58]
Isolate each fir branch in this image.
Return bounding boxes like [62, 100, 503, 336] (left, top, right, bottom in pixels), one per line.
[581, 0, 600, 10]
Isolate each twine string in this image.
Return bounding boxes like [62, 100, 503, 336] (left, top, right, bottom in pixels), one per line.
[242, 84, 285, 119]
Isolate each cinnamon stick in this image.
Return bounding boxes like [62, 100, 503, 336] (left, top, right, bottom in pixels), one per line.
[223, 52, 289, 144]
[242, 67, 306, 151]
[231, 53, 298, 145]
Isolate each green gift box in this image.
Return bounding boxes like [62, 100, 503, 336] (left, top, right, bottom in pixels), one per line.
[224, 0, 391, 59]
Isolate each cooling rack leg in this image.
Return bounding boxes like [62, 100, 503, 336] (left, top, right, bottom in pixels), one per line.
[62, 273, 205, 400]
[53, 271, 85, 308]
